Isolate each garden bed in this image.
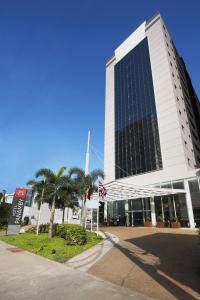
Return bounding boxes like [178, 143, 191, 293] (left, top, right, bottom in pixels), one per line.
[0, 231, 102, 262]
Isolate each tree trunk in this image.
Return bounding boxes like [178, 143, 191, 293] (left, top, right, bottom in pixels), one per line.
[62, 207, 65, 224]
[36, 188, 44, 235]
[48, 196, 56, 238]
[67, 207, 69, 224]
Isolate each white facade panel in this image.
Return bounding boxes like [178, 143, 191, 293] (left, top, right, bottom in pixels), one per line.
[104, 58, 115, 182]
[115, 22, 146, 63]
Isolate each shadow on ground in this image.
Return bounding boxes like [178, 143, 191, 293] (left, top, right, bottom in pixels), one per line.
[112, 232, 200, 300]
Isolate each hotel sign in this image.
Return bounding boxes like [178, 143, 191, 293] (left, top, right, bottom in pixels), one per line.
[7, 188, 27, 234]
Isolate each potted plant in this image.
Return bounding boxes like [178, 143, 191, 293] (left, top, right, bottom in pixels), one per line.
[156, 215, 165, 228]
[144, 217, 152, 227]
[171, 217, 181, 228]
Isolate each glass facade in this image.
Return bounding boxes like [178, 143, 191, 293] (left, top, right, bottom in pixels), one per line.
[106, 178, 200, 228]
[115, 37, 162, 179]
[188, 178, 200, 227]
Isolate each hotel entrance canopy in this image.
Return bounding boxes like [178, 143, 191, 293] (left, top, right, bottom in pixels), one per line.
[94, 181, 186, 201]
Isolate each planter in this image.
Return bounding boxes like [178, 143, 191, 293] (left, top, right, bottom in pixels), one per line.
[156, 221, 165, 228]
[171, 221, 181, 228]
[144, 221, 152, 227]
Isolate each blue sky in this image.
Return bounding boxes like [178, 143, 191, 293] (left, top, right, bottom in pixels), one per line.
[0, 0, 200, 192]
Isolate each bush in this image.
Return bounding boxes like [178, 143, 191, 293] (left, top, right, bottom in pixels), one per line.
[39, 224, 49, 233]
[0, 203, 11, 228]
[157, 215, 163, 222]
[56, 224, 87, 245]
[171, 217, 179, 222]
[26, 225, 36, 233]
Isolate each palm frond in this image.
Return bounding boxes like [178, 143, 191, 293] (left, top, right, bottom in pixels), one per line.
[56, 166, 67, 178]
[56, 175, 70, 188]
[68, 167, 85, 179]
[26, 179, 37, 186]
[35, 168, 55, 182]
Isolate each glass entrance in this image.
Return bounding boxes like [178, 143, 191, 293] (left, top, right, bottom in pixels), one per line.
[128, 198, 151, 226]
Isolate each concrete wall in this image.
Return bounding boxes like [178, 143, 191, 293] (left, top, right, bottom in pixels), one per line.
[22, 203, 80, 225]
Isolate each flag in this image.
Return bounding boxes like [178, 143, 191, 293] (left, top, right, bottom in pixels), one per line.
[98, 182, 107, 199]
[87, 189, 93, 200]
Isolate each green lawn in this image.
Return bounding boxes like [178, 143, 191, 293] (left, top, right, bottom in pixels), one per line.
[0, 231, 102, 262]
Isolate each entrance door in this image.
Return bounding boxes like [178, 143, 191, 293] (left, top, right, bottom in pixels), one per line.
[133, 211, 144, 226]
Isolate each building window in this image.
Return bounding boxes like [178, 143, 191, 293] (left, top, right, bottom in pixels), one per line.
[165, 33, 167, 38]
[172, 72, 175, 77]
[182, 125, 184, 130]
[177, 97, 179, 101]
[170, 61, 172, 67]
[184, 141, 187, 146]
[174, 84, 177, 89]
[179, 110, 181, 115]
[166, 42, 169, 47]
[187, 158, 190, 164]
[168, 51, 171, 56]
[114, 37, 163, 179]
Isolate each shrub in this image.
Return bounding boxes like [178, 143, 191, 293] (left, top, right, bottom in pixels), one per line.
[55, 224, 87, 245]
[157, 215, 163, 222]
[39, 223, 58, 235]
[39, 224, 49, 233]
[26, 225, 36, 233]
[171, 217, 179, 222]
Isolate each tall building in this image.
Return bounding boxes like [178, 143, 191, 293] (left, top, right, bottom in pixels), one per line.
[104, 13, 200, 228]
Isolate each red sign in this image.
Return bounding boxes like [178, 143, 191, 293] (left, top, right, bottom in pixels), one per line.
[14, 188, 27, 200]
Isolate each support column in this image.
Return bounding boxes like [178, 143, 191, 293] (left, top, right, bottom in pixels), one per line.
[184, 180, 195, 228]
[104, 201, 107, 221]
[150, 197, 156, 227]
[125, 200, 129, 226]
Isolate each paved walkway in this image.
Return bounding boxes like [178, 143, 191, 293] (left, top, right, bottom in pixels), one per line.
[88, 227, 200, 300]
[65, 232, 118, 272]
[0, 240, 148, 300]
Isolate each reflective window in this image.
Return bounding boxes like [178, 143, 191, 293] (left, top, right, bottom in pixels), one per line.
[115, 38, 163, 179]
[172, 181, 184, 189]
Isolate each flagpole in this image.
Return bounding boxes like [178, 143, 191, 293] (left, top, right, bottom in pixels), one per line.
[97, 188, 99, 236]
[91, 208, 93, 232]
[84, 130, 90, 228]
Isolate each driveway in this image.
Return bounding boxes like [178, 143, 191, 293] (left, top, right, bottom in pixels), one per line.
[88, 227, 200, 300]
[0, 240, 147, 300]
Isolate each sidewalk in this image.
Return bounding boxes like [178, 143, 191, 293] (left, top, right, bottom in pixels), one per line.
[65, 231, 118, 272]
[0, 240, 148, 300]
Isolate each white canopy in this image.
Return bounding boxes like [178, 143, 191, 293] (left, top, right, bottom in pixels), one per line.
[93, 180, 185, 201]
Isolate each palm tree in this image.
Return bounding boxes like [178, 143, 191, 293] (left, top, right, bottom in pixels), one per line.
[26, 178, 51, 235]
[35, 166, 70, 238]
[57, 189, 77, 224]
[69, 167, 104, 225]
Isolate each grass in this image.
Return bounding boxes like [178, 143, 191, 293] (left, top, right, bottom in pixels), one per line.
[0, 231, 102, 262]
